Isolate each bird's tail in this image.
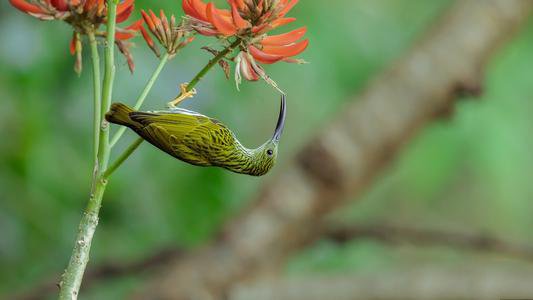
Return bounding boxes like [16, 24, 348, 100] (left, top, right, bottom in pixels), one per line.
[105, 103, 135, 127]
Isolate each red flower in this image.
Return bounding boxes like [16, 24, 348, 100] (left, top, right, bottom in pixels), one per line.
[182, 0, 308, 88]
[139, 9, 195, 58]
[9, 0, 141, 73]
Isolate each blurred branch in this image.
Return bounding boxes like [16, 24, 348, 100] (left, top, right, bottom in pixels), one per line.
[11, 248, 183, 300]
[229, 267, 533, 300]
[135, 0, 533, 298]
[13, 223, 533, 299]
[323, 224, 533, 262]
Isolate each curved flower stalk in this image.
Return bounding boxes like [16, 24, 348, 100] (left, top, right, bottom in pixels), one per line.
[9, 0, 142, 73]
[139, 9, 195, 59]
[182, 0, 308, 90]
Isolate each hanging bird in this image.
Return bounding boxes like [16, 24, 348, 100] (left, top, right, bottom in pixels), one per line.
[105, 95, 286, 176]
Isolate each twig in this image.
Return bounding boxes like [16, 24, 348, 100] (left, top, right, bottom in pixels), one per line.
[136, 1, 533, 298]
[87, 31, 101, 164]
[109, 52, 171, 148]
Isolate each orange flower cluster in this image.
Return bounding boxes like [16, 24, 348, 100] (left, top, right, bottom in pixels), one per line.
[9, 0, 142, 73]
[139, 9, 195, 58]
[182, 0, 308, 87]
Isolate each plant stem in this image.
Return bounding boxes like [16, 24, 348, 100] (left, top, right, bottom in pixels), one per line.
[87, 31, 101, 164]
[103, 137, 143, 178]
[110, 52, 170, 148]
[179, 38, 242, 97]
[59, 1, 119, 299]
[105, 39, 242, 174]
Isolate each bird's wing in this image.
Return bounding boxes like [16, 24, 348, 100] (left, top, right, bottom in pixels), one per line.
[129, 111, 233, 165]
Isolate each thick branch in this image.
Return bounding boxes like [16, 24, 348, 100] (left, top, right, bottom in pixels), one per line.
[230, 268, 533, 300]
[13, 223, 533, 299]
[324, 224, 533, 262]
[137, 0, 533, 298]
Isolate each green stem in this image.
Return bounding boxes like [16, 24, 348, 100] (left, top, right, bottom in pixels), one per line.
[59, 1, 119, 299]
[87, 31, 101, 164]
[104, 39, 242, 176]
[178, 38, 242, 97]
[103, 137, 143, 178]
[110, 52, 170, 148]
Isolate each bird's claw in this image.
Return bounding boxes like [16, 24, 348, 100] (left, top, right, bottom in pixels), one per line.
[167, 83, 197, 108]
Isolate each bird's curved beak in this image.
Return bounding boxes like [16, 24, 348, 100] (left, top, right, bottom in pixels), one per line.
[272, 94, 286, 142]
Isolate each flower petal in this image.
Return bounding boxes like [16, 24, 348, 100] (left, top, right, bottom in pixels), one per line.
[240, 54, 260, 81]
[69, 33, 77, 55]
[206, 2, 236, 36]
[51, 0, 68, 11]
[84, 0, 97, 11]
[261, 27, 306, 46]
[232, 0, 245, 10]
[116, 19, 143, 40]
[194, 26, 219, 36]
[116, 1, 134, 23]
[261, 38, 308, 57]
[140, 26, 160, 57]
[278, 0, 298, 17]
[229, 0, 249, 30]
[141, 10, 156, 32]
[189, 0, 209, 21]
[182, 0, 202, 20]
[270, 17, 296, 29]
[9, 0, 44, 14]
[117, 0, 134, 16]
[252, 17, 295, 34]
[249, 45, 284, 64]
[140, 26, 155, 48]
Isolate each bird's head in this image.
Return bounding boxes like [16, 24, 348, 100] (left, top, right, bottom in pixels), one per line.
[246, 94, 286, 176]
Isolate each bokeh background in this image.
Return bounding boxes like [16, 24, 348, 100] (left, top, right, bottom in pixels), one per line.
[2, 0, 533, 298]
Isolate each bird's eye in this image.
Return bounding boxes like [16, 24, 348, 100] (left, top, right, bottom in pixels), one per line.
[267, 149, 273, 156]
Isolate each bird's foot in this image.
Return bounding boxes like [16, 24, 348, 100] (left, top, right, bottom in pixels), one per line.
[167, 83, 197, 108]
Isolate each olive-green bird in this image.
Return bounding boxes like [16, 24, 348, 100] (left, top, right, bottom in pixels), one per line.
[105, 95, 286, 176]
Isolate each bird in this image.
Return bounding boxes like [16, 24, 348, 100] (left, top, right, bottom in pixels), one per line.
[105, 95, 286, 176]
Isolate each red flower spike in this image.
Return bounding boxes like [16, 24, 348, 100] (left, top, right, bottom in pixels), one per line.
[181, 0, 308, 87]
[9, 0, 142, 74]
[261, 38, 308, 57]
[261, 27, 306, 46]
[139, 8, 195, 58]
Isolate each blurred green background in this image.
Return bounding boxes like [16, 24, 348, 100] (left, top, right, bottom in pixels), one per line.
[2, 0, 533, 298]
